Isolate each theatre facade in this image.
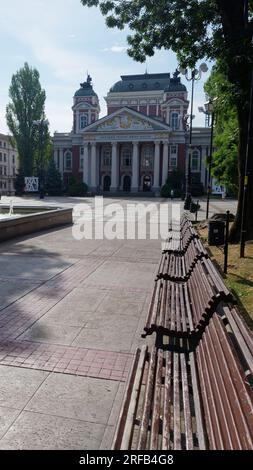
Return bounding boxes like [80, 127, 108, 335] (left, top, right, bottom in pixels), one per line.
[53, 72, 211, 194]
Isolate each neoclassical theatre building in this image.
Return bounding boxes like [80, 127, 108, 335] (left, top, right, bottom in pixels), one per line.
[53, 72, 211, 194]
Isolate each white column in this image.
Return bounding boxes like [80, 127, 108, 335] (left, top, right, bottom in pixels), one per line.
[131, 141, 139, 192]
[90, 142, 97, 190]
[59, 148, 64, 176]
[162, 141, 169, 186]
[152, 141, 160, 191]
[83, 143, 89, 185]
[110, 142, 118, 191]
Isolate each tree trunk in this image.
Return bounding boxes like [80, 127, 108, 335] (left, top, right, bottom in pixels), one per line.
[217, 0, 253, 242]
[229, 106, 253, 242]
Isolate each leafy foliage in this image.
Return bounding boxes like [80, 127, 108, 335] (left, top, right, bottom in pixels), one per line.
[67, 175, 88, 197]
[6, 63, 47, 176]
[45, 159, 63, 196]
[161, 169, 184, 197]
[204, 66, 239, 196]
[14, 169, 25, 196]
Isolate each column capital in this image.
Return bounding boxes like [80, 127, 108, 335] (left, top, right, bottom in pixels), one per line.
[90, 141, 96, 148]
[162, 140, 169, 145]
[111, 141, 118, 148]
[132, 141, 139, 147]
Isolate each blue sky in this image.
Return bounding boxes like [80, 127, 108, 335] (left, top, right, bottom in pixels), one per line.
[0, 0, 211, 135]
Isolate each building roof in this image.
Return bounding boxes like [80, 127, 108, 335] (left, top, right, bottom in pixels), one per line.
[74, 74, 98, 97]
[109, 72, 186, 93]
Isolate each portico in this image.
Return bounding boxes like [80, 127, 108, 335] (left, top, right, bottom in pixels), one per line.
[81, 107, 172, 193]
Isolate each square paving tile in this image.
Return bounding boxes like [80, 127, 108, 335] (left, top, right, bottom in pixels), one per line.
[0, 279, 40, 310]
[0, 406, 20, 439]
[25, 373, 119, 424]
[72, 313, 139, 352]
[0, 411, 105, 450]
[41, 287, 108, 327]
[96, 290, 147, 316]
[0, 254, 74, 280]
[0, 365, 48, 409]
[18, 321, 82, 346]
[84, 260, 157, 290]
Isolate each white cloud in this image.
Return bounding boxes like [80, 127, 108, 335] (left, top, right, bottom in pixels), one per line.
[102, 45, 128, 53]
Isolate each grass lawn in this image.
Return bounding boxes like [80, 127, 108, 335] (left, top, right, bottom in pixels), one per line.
[197, 224, 253, 328]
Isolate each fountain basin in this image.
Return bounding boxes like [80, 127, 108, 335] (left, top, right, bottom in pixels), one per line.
[0, 205, 73, 242]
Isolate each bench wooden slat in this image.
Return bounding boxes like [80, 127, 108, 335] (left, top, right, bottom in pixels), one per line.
[223, 306, 253, 375]
[150, 349, 163, 449]
[173, 352, 181, 449]
[137, 346, 157, 449]
[112, 345, 147, 450]
[162, 350, 172, 450]
[180, 353, 194, 449]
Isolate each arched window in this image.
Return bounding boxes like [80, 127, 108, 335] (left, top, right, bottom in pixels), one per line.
[191, 149, 200, 171]
[80, 114, 88, 129]
[64, 151, 72, 170]
[142, 146, 153, 168]
[171, 112, 179, 130]
[102, 147, 112, 167]
[122, 148, 132, 167]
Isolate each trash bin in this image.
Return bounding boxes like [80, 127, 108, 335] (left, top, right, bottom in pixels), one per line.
[208, 220, 225, 246]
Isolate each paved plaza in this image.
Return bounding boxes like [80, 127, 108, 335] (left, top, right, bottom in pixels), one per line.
[0, 196, 237, 449]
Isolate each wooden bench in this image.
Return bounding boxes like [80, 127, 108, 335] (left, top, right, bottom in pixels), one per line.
[113, 213, 253, 450]
[113, 315, 253, 450]
[157, 237, 208, 281]
[143, 258, 234, 339]
[112, 344, 207, 450]
[221, 305, 253, 379]
[195, 313, 253, 449]
[163, 225, 198, 255]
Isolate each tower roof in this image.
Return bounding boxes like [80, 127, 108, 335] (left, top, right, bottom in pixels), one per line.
[74, 74, 98, 97]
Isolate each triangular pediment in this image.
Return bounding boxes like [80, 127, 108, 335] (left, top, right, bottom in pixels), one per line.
[82, 107, 171, 133]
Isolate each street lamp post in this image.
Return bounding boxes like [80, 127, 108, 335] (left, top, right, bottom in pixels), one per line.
[33, 119, 49, 199]
[180, 64, 208, 209]
[199, 99, 216, 219]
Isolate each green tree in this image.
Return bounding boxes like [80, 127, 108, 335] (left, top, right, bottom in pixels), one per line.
[33, 122, 52, 178]
[205, 66, 239, 196]
[161, 169, 184, 198]
[67, 175, 88, 197]
[45, 159, 63, 196]
[14, 169, 25, 196]
[81, 0, 253, 242]
[6, 63, 46, 176]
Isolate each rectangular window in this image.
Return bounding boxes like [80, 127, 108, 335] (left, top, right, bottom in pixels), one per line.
[4, 154, 6, 162]
[12, 155, 15, 164]
[191, 150, 200, 172]
[102, 148, 112, 167]
[169, 145, 178, 168]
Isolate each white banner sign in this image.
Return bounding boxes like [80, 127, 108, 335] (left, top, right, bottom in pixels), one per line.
[25, 177, 39, 192]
